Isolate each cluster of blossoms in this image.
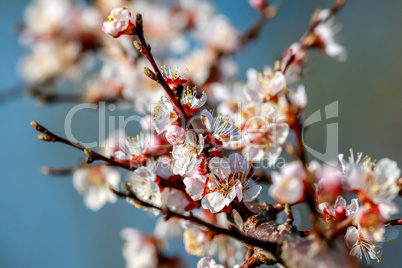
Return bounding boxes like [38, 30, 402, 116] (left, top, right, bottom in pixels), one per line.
[28, 1, 402, 267]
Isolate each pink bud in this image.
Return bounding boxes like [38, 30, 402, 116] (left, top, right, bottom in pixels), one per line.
[335, 206, 346, 219]
[102, 8, 136, 38]
[166, 125, 186, 146]
[248, 0, 267, 11]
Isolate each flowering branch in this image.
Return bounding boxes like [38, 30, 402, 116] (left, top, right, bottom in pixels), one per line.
[134, 17, 193, 130]
[110, 185, 278, 255]
[31, 121, 185, 191]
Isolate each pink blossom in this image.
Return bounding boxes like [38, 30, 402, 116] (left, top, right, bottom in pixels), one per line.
[166, 125, 186, 146]
[102, 8, 136, 38]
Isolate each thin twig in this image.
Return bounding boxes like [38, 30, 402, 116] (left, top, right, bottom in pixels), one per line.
[135, 24, 193, 130]
[31, 121, 185, 191]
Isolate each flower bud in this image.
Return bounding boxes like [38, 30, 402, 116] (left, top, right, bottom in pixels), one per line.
[166, 125, 186, 146]
[248, 0, 267, 11]
[102, 8, 136, 38]
[144, 67, 157, 81]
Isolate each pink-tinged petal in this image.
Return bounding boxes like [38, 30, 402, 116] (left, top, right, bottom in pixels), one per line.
[183, 175, 207, 201]
[334, 195, 346, 208]
[282, 161, 305, 179]
[243, 181, 261, 202]
[268, 177, 304, 204]
[201, 191, 226, 213]
[209, 157, 230, 180]
[345, 226, 359, 249]
[166, 125, 186, 146]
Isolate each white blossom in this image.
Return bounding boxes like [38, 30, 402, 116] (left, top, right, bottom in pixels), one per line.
[201, 157, 242, 213]
[345, 226, 398, 265]
[200, 109, 241, 142]
[73, 166, 120, 211]
[197, 257, 224, 268]
[269, 161, 305, 204]
[172, 131, 204, 176]
[130, 167, 162, 208]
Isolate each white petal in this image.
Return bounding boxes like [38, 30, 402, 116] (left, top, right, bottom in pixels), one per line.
[201, 191, 226, 213]
[183, 175, 206, 201]
[334, 195, 346, 208]
[243, 181, 262, 202]
[84, 188, 107, 211]
[209, 157, 230, 180]
[345, 226, 359, 249]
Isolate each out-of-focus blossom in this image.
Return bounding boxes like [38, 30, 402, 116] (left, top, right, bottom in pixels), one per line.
[318, 196, 359, 219]
[130, 166, 162, 208]
[184, 226, 210, 256]
[269, 161, 305, 204]
[313, 9, 347, 61]
[197, 257, 224, 268]
[195, 15, 240, 52]
[121, 228, 158, 268]
[248, 0, 267, 11]
[73, 166, 120, 211]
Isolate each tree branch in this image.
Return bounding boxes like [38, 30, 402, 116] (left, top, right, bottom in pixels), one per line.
[110, 185, 278, 255]
[30, 121, 185, 191]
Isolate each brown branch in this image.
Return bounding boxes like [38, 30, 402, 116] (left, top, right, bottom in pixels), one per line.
[30, 121, 185, 191]
[41, 166, 75, 176]
[241, 207, 362, 268]
[240, 254, 261, 268]
[110, 186, 278, 255]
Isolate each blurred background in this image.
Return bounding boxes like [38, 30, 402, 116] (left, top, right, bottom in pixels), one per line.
[1, 0, 402, 267]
